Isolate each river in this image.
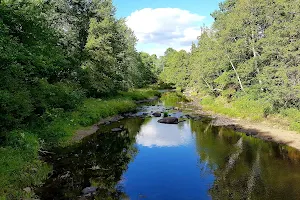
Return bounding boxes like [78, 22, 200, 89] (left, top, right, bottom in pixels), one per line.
[37, 92, 300, 200]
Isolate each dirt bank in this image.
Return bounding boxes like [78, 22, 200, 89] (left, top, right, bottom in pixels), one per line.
[185, 94, 300, 151]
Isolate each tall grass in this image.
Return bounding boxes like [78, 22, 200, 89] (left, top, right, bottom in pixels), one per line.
[119, 88, 160, 101]
[0, 89, 158, 199]
[0, 131, 51, 199]
[201, 96, 270, 121]
[201, 95, 300, 132]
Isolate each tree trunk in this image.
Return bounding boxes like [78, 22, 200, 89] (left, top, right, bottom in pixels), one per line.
[226, 54, 245, 92]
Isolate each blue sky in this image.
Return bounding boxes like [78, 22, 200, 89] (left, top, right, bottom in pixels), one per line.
[113, 0, 223, 56]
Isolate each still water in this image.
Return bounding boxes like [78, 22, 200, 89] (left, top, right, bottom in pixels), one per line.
[38, 93, 300, 200]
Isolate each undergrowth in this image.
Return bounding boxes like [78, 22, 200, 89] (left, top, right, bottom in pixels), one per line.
[0, 89, 158, 199]
[200, 95, 300, 133]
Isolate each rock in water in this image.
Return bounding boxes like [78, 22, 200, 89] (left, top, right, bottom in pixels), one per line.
[158, 117, 179, 124]
[152, 112, 162, 117]
[23, 187, 31, 193]
[82, 186, 97, 195]
[111, 128, 122, 132]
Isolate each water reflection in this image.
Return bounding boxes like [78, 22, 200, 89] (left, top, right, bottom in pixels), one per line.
[37, 119, 144, 200]
[136, 118, 192, 147]
[38, 94, 300, 200]
[191, 121, 300, 200]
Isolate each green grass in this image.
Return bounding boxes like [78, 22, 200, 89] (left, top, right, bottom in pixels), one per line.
[33, 89, 159, 146]
[201, 95, 271, 121]
[0, 88, 158, 199]
[280, 108, 300, 132]
[0, 131, 51, 199]
[200, 95, 300, 133]
[119, 88, 160, 101]
[149, 82, 175, 90]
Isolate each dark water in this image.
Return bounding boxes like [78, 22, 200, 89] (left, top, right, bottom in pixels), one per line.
[38, 93, 300, 200]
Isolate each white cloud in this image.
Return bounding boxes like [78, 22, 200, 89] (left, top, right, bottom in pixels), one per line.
[126, 8, 205, 56]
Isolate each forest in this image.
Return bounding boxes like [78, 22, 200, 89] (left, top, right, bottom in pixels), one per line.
[1, 0, 300, 199]
[0, 0, 159, 198]
[160, 0, 300, 132]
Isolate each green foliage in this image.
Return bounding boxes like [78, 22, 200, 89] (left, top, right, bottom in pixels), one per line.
[5, 130, 39, 153]
[160, 49, 190, 88]
[0, 0, 158, 197]
[280, 109, 300, 132]
[0, 89, 155, 199]
[160, 92, 188, 107]
[150, 81, 176, 90]
[0, 130, 51, 200]
[201, 96, 272, 121]
[163, 112, 169, 117]
[159, 0, 300, 131]
[34, 80, 85, 112]
[75, 98, 136, 127]
[30, 89, 157, 145]
[0, 90, 33, 132]
[0, 147, 51, 200]
[119, 89, 160, 101]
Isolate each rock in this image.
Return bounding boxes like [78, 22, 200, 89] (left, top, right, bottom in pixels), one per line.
[31, 168, 38, 172]
[158, 117, 179, 124]
[82, 186, 98, 195]
[111, 128, 123, 132]
[152, 112, 161, 117]
[246, 132, 258, 137]
[185, 114, 191, 119]
[23, 187, 31, 193]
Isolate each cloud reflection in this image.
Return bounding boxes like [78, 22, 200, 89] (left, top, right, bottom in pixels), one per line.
[136, 119, 192, 147]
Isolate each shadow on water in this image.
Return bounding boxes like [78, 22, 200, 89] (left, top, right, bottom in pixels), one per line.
[37, 118, 145, 200]
[38, 92, 300, 200]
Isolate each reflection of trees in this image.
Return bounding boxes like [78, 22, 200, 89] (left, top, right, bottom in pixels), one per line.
[38, 118, 144, 200]
[190, 120, 300, 200]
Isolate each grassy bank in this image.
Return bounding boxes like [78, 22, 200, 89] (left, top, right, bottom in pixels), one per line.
[197, 95, 300, 133]
[0, 89, 159, 199]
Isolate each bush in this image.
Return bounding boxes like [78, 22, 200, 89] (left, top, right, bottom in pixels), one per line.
[151, 81, 175, 90]
[0, 147, 51, 199]
[5, 130, 39, 154]
[34, 80, 85, 112]
[1, 130, 51, 199]
[0, 90, 33, 131]
[201, 95, 271, 121]
[76, 98, 136, 126]
[119, 89, 160, 101]
[280, 108, 300, 132]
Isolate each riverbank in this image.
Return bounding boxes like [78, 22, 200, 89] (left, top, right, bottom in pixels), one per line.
[184, 91, 300, 151]
[0, 89, 160, 200]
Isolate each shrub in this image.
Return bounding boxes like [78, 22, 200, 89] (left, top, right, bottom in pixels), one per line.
[201, 95, 271, 121]
[5, 130, 39, 154]
[0, 90, 33, 131]
[35, 80, 85, 112]
[119, 89, 160, 101]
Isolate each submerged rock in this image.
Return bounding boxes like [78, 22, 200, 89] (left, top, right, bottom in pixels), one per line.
[152, 112, 162, 117]
[111, 128, 123, 132]
[82, 186, 97, 195]
[23, 187, 31, 193]
[158, 117, 179, 124]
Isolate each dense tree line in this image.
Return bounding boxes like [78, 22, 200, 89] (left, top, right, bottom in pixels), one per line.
[0, 0, 158, 133]
[160, 0, 300, 116]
